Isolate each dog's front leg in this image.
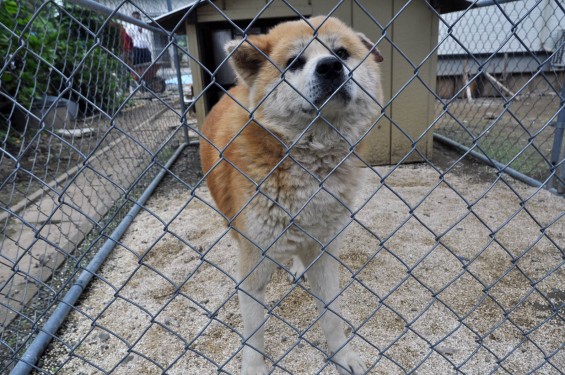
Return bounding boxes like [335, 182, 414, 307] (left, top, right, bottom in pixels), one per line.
[238, 240, 275, 375]
[303, 249, 367, 375]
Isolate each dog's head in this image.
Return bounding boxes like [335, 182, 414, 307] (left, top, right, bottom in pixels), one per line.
[225, 16, 383, 139]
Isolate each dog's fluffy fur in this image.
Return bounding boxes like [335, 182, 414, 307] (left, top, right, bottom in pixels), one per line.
[200, 16, 383, 375]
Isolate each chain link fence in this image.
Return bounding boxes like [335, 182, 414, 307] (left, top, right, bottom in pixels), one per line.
[1, 0, 564, 374]
[436, 0, 565, 188]
[1, 0, 193, 371]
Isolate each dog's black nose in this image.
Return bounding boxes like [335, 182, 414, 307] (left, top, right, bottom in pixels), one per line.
[315, 57, 343, 80]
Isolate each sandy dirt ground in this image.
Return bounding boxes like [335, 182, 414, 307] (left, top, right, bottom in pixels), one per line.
[38, 145, 564, 375]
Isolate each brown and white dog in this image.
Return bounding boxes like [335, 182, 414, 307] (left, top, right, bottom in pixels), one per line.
[200, 16, 383, 375]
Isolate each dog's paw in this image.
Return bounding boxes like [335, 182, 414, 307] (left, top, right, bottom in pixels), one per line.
[332, 349, 367, 375]
[241, 352, 268, 375]
[241, 361, 268, 375]
[287, 256, 307, 283]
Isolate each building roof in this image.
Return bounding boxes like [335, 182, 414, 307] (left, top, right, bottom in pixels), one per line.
[148, 2, 199, 33]
[149, 0, 478, 33]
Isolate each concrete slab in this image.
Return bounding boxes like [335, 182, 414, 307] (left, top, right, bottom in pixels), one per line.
[0, 104, 179, 331]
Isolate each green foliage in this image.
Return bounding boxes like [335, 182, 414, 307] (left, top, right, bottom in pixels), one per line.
[0, 0, 56, 111]
[52, 3, 127, 116]
[0, 0, 128, 126]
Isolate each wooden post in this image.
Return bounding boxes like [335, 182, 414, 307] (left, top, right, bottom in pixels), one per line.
[463, 60, 473, 102]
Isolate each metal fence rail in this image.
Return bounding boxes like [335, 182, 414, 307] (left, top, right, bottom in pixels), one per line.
[1, 0, 564, 374]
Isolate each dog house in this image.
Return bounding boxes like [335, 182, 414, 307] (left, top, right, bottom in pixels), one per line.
[155, 0, 465, 165]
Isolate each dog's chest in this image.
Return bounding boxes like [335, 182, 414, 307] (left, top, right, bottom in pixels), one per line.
[244, 146, 358, 249]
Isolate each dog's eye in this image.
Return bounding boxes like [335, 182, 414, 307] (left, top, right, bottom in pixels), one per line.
[285, 56, 306, 71]
[334, 47, 349, 60]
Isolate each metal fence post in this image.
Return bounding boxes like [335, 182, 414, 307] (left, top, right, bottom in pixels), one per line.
[549, 80, 565, 192]
[166, 0, 190, 144]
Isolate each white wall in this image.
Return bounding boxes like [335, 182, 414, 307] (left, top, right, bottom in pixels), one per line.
[438, 0, 564, 55]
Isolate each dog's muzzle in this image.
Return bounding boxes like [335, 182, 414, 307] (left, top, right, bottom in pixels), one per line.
[313, 57, 351, 106]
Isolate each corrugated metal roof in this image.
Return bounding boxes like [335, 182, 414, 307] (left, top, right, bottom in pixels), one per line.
[438, 0, 562, 55]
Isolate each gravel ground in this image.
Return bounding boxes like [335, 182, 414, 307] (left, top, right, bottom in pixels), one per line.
[37, 144, 565, 375]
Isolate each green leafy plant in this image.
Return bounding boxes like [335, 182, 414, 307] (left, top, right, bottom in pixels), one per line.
[0, 0, 57, 112]
[0, 0, 128, 132]
[52, 3, 127, 116]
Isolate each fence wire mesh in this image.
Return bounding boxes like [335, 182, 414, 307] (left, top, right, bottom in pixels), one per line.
[0, 0, 564, 374]
[436, 0, 565, 186]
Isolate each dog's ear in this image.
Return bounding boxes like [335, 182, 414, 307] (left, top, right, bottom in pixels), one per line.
[357, 32, 383, 63]
[225, 35, 271, 86]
